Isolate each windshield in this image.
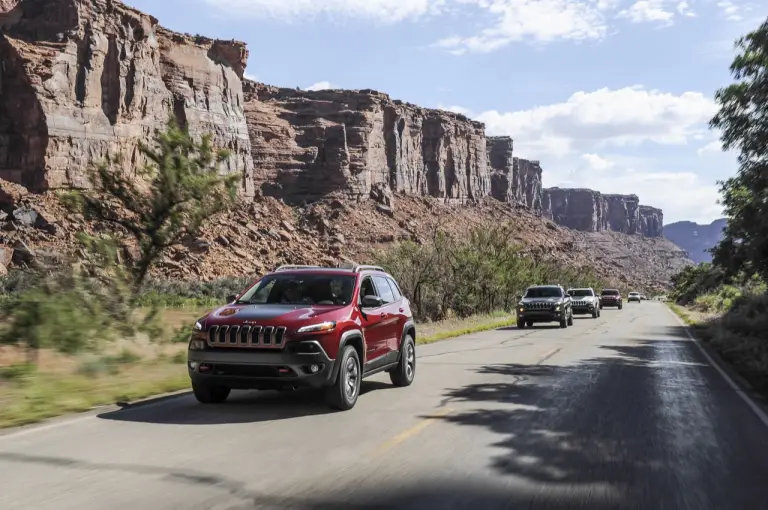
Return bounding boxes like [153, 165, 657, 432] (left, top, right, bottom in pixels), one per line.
[629, 292, 639, 296]
[568, 289, 594, 297]
[235, 274, 357, 305]
[525, 287, 563, 298]
[601, 289, 620, 296]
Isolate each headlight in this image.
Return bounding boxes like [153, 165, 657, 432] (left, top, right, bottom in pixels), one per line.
[189, 339, 206, 351]
[297, 321, 337, 334]
[554, 305, 561, 311]
[194, 320, 204, 331]
[518, 306, 524, 313]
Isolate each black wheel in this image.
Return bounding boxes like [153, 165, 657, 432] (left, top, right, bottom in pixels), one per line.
[599, 304, 603, 309]
[325, 345, 361, 411]
[592, 308, 598, 318]
[517, 321, 526, 329]
[390, 335, 416, 387]
[192, 381, 231, 404]
[526, 321, 533, 328]
[560, 316, 567, 328]
[567, 311, 574, 326]
[618, 303, 623, 310]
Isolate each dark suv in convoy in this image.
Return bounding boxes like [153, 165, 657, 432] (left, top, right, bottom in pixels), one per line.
[566, 288, 600, 318]
[187, 264, 416, 411]
[599, 289, 623, 309]
[516, 285, 573, 328]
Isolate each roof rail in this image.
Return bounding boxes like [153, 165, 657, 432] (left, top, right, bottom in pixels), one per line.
[353, 265, 385, 273]
[274, 265, 322, 272]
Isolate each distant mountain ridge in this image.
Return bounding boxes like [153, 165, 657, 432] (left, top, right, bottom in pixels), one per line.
[663, 218, 727, 264]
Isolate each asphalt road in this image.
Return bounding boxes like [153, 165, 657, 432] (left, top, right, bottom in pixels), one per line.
[2, 301, 768, 510]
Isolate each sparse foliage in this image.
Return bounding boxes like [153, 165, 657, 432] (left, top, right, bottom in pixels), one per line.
[63, 117, 240, 294]
[710, 17, 768, 280]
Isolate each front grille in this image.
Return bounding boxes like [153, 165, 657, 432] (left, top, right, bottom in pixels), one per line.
[572, 300, 592, 307]
[207, 325, 287, 348]
[525, 301, 555, 311]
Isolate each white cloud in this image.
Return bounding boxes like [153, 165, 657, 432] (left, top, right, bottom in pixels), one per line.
[675, 1, 695, 17]
[618, 0, 674, 24]
[200, 0, 445, 23]
[697, 140, 723, 155]
[305, 81, 336, 91]
[456, 86, 724, 223]
[203, 0, 699, 54]
[434, 0, 610, 53]
[716, 0, 741, 21]
[474, 85, 716, 158]
[580, 153, 615, 170]
[244, 71, 258, 81]
[437, 104, 475, 116]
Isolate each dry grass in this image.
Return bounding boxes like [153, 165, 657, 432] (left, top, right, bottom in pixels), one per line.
[0, 309, 514, 429]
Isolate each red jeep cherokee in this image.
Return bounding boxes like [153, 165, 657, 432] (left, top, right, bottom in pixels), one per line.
[187, 264, 416, 411]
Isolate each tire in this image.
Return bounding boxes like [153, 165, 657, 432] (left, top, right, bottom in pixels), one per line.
[390, 335, 416, 387]
[567, 311, 574, 326]
[599, 303, 603, 309]
[592, 308, 598, 318]
[517, 321, 526, 329]
[526, 321, 533, 328]
[618, 303, 623, 310]
[325, 345, 361, 411]
[560, 316, 567, 328]
[192, 381, 231, 404]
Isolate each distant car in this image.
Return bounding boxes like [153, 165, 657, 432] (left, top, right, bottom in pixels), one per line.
[599, 289, 623, 309]
[628, 292, 641, 303]
[516, 285, 573, 329]
[566, 287, 600, 318]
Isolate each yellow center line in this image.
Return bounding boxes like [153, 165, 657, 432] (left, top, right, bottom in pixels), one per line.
[372, 407, 454, 456]
[538, 347, 561, 364]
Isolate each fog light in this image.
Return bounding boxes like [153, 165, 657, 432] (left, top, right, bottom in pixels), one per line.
[188, 361, 198, 370]
[310, 364, 320, 373]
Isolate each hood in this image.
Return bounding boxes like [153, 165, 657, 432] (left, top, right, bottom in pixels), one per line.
[570, 295, 596, 300]
[205, 303, 345, 326]
[521, 297, 563, 304]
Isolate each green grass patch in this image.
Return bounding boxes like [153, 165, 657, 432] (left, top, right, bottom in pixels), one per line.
[417, 314, 516, 345]
[667, 303, 696, 326]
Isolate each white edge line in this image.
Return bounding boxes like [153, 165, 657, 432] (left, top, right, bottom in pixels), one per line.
[665, 305, 768, 429]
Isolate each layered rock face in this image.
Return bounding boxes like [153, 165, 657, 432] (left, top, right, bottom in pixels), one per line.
[639, 205, 663, 238]
[486, 137, 543, 211]
[0, 0, 252, 193]
[541, 188, 662, 237]
[245, 83, 490, 203]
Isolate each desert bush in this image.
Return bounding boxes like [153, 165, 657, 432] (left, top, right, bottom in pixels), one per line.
[375, 223, 610, 321]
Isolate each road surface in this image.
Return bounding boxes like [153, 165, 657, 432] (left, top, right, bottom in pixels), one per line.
[2, 301, 768, 509]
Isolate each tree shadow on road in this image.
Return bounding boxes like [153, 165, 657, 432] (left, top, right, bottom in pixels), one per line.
[97, 380, 393, 425]
[422, 331, 765, 508]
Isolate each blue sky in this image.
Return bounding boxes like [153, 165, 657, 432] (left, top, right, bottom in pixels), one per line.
[125, 0, 767, 225]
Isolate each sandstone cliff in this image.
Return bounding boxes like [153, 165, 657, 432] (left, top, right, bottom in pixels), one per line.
[541, 188, 663, 238]
[0, 0, 252, 193]
[245, 82, 491, 204]
[664, 218, 726, 263]
[486, 136, 543, 211]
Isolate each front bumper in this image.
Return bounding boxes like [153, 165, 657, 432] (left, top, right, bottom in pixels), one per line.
[600, 299, 621, 306]
[572, 304, 597, 314]
[516, 309, 565, 323]
[188, 340, 338, 390]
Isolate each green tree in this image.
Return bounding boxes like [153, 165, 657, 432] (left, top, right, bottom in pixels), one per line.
[64, 117, 241, 295]
[710, 17, 768, 279]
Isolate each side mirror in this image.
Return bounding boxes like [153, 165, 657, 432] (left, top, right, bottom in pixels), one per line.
[361, 295, 384, 308]
[226, 294, 237, 303]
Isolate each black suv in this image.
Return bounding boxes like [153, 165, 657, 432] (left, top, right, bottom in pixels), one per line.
[516, 285, 573, 328]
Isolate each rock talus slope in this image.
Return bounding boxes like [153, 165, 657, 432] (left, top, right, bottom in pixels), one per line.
[0, 0, 690, 288]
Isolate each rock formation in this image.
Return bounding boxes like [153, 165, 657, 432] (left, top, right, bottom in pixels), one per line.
[540, 188, 662, 237]
[486, 137, 543, 211]
[0, 0, 252, 193]
[245, 82, 490, 204]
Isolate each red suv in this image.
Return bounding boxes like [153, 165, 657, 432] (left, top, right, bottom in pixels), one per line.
[187, 264, 416, 410]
